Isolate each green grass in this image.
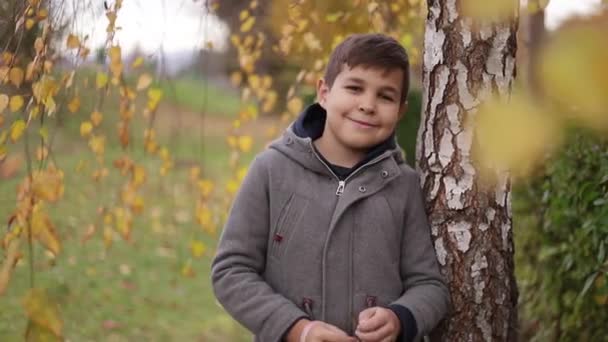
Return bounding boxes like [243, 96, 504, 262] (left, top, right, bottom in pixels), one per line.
[0, 73, 258, 340]
[159, 75, 242, 117]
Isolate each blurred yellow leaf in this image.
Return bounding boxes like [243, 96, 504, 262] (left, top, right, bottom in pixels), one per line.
[80, 121, 93, 137]
[240, 16, 256, 33]
[230, 71, 242, 87]
[89, 135, 105, 155]
[462, 0, 517, 20]
[103, 226, 113, 248]
[96, 72, 108, 89]
[10, 95, 24, 112]
[131, 56, 144, 68]
[474, 95, 562, 178]
[31, 205, 61, 255]
[67, 96, 80, 113]
[147, 88, 163, 110]
[91, 111, 103, 126]
[22, 288, 63, 338]
[238, 135, 253, 152]
[539, 20, 608, 131]
[226, 179, 240, 196]
[109, 46, 121, 64]
[9, 67, 24, 87]
[66, 34, 80, 49]
[0, 94, 8, 113]
[31, 167, 64, 202]
[197, 179, 214, 198]
[0, 238, 20, 296]
[287, 97, 303, 115]
[181, 259, 195, 277]
[25, 19, 36, 31]
[136, 73, 153, 90]
[37, 8, 49, 20]
[132, 165, 146, 188]
[34, 38, 44, 54]
[190, 240, 206, 258]
[10, 119, 26, 142]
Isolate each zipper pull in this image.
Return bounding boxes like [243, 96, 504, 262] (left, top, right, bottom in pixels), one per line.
[336, 180, 345, 196]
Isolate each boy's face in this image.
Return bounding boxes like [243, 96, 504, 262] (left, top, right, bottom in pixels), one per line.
[317, 64, 406, 155]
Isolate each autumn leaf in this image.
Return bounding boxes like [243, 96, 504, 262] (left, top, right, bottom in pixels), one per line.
[80, 121, 93, 137]
[0, 237, 21, 296]
[10, 119, 26, 142]
[91, 111, 103, 126]
[96, 72, 108, 89]
[147, 88, 163, 110]
[197, 179, 214, 198]
[240, 16, 256, 33]
[109, 45, 121, 64]
[25, 19, 36, 31]
[9, 67, 24, 88]
[34, 38, 44, 54]
[136, 73, 153, 90]
[190, 240, 206, 258]
[132, 165, 146, 188]
[22, 288, 63, 337]
[31, 205, 61, 255]
[66, 34, 80, 49]
[287, 97, 303, 115]
[67, 96, 80, 113]
[131, 56, 144, 68]
[238, 135, 253, 152]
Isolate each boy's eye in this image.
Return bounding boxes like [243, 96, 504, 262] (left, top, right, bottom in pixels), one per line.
[380, 94, 395, 101]
[345, 85, 362, 92]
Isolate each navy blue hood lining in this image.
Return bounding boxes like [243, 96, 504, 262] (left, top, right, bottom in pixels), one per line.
[292, 103, 397, 169]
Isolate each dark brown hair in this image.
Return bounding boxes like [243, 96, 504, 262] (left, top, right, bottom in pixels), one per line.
[324, 33, 410, 104]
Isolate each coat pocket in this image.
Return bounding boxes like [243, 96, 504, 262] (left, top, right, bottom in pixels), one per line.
[269, 193, 308, 259]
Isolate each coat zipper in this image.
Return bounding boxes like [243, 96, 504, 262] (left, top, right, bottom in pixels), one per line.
[309, 142, 391, 197]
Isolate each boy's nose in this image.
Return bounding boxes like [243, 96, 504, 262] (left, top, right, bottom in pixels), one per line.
[358, 101, 376, 115]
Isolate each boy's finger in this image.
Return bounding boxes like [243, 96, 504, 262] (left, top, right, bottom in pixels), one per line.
[357, 308, 377, 324]
[357, 309, 384, 332]
[355, 322, 392, 342]
[317, 328, 355, 342]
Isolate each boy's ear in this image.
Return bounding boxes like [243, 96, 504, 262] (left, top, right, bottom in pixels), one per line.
[316, 78, 329, 107]
[398, 100, 408, 120]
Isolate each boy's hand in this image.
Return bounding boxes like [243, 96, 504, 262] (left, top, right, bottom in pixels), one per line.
[355, 307, 401, 342]
[290, 320, 356, 342]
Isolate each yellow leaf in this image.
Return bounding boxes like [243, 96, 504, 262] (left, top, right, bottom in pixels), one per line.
[147, 88, 163, 110]
[96, 72, 108, 89]
[136, 73, 153, 90]
[197, 179, 214, 198]
[238, 135, 253, 153]
[131, 56, 144, 68]
[31, 205, 61, 255]
[34, 38, 44, 54]
[181, 259, 195, 277]
[22, 288, 63, 338]
[226, 179, 240, 196]
[66, 34, 80, 49]
[103, 226, 113, 248]
[0, 238, 20, 296]
[230, 71, 242, 87]
[190, 240, 206, 258]
[37, 8, 49, 20]
[10, 119, 26, 142]
[31, 168, 64, 202]
[474, 94, 562, 178]
[80, 121, 93, 137]
[109, 46, 121, 64]
[0, 94, 8, 113]
[88, 135, 105, 155]
[0, 66, 9, 82]
[25, 19, 36, 31]
[132, 165, 146, 187]
[67, 96, 80, 113]
[287, 97, 303, 115]
[240, 16, 256, 33]
[9, 67, 24, 87]
[239, 9, 249, 21]
[91, 111, 103, 126]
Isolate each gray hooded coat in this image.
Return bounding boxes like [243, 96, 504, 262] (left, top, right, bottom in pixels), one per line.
[211, 105, 449, 342]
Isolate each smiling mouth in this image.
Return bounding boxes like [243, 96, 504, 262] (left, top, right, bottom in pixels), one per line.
[347, 117, 379, 127]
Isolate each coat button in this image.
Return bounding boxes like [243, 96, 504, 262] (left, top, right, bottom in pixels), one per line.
[358, 186, 367, 193]
[381, 170, 389, 178]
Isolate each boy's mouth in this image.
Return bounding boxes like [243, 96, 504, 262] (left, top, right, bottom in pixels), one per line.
[347, 117, 379, 128]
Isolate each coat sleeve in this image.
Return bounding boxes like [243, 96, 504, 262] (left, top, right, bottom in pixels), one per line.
[211, 154, 308, 342]
[390, 170, 451, 339]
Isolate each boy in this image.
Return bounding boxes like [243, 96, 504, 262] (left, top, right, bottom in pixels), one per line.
[211, 33, 449, 342]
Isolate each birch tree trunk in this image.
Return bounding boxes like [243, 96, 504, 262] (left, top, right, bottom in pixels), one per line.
[417, 1, 519, 340]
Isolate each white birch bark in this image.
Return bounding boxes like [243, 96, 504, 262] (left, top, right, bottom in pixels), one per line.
[417, 1, 519, 341]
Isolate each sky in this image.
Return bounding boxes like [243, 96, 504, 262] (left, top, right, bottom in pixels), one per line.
[83, 0, 602, 55]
